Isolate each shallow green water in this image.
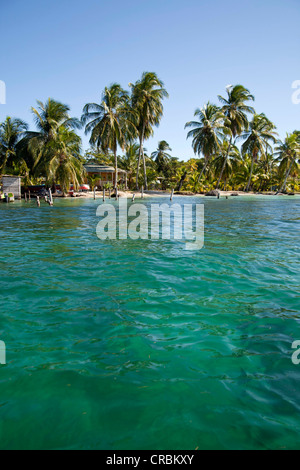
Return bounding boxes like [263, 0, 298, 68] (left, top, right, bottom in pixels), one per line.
[0, 195, 299, 450]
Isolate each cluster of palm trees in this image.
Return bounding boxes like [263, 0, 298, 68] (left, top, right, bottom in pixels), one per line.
[0, 79, 299, 194]
[0, 72, 168, 194]
[185, 85, 300, 193]
[82, 72, 168, 190]
[0, 100, 83, 193]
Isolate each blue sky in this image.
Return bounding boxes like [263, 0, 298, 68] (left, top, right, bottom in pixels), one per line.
[0, 0, 299, 160]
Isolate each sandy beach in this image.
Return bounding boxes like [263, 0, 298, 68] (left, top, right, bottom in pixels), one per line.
[58, 189, 299, 199]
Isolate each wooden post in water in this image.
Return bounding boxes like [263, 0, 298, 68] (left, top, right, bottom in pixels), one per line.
[132, 194, 136, 202]
[25, 193, 27, 202]
[28, 191, 31, 201]
[37, 196, 40, 207]
[103, 188, 106, 202]
[109, 188, 111, 199]
[141, 186, 144, 199]
[170, 189, 174, 201]
[48, 189, 53, 206]
[94, 187, 96, 200]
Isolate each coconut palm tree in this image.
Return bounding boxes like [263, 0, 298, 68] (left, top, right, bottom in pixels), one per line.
[185, 102, 225, 183]
[212, 142, 241, 189]
[241, 114, 277, 191]
[151, 140, 172, 162]
[31, 99, 81, 138]
[151, 140, 172, 175]
[275, 133, 300, 192]
[119, 143, 140, 189]
[231, 155, 252, 190]
[150, 142, 179, 189]
[130, 72, 169, 190]
[82, 84, 131, 189]
[216, 85, 255, 188]
[19, 98, 81, 178]
[43, 127, 84, 195]
[0, 117, 28, 173]
[257, 153, 277, 191]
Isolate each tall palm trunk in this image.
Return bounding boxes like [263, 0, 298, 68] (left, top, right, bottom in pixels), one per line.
[216, 138, 232, 189]
[177, 171, 187, 191]
[136, 124, 145, 190]
[198, 159, 209, 184]
[0, 150, 9, 174]
[142, 146, 148, 190]
[246, 150, 257, 192]
[114, 147, 118, 190]
[280, 157, 295, 193]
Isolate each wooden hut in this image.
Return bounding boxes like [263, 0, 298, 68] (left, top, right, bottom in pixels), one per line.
[1, 175, 21, 200]
[84, 164, 127, 189]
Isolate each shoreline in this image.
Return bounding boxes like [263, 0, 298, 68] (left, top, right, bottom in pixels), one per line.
[50, 189, 300, 199]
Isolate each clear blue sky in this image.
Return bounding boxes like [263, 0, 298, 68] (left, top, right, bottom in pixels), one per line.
[0, 0, 299, 160]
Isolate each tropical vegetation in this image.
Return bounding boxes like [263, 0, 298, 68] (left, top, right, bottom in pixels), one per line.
[0, 78, 299, 194]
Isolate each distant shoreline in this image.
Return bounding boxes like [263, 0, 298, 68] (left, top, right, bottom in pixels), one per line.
[49, 190, 300, 199]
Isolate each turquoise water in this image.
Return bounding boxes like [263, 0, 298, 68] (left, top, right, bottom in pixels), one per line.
[0, 195, 299, 450]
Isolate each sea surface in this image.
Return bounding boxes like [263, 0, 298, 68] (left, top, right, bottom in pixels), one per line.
[0, 195, 299, 450]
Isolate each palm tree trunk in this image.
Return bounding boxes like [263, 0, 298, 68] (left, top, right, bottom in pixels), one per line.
[142, 146, 148, 190]
[136, 144, 142, 190]
[216, 138, 232, 189]
[198, 160, 208, 184]
[136, 124, 145, 190]
[246, 156, 255, 192]
[177, 171, 187, 191]
[114, 147, 118, 190]
[280, 157, 295, 193]
[1, 150, 9, 174]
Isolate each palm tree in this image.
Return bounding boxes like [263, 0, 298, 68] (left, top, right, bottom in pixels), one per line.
[151, 140, 172, 175]
[17, 99, 83, 191]
[216, 85, 255, 189]
[87, 173, 100, 192]
[119, 143, 140, 188]
[0, 117, 28, 173]
[44, 127, 84, 195]
[241, 114, 277, 191]
[213, 142, 241, 189]
[275, 133, 300, 192]
[256, 153, 277, 191]
[19, 99, 81, 179]
[231, 155, 253, 190]
[130, 72, 168, 190]
[151, 140, 172, 162]
[151, 141, 180, 189]
[82, 84, 131, 190]
[185, 103, 225, 184]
